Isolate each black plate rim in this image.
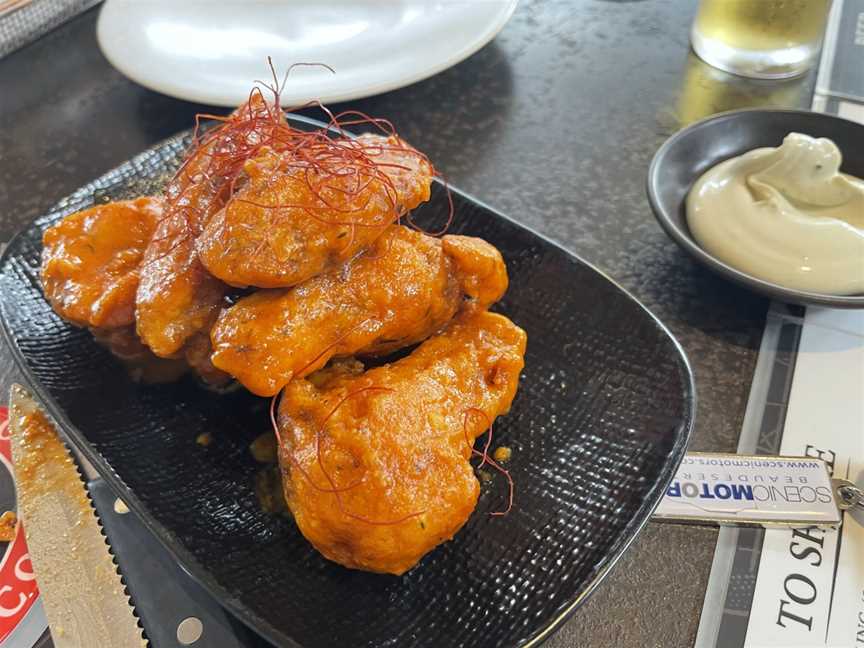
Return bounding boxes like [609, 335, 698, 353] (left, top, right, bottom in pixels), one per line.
[1, 118, 696, 648]
[646, 107, 864, 309]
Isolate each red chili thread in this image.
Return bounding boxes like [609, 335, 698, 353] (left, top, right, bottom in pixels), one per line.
[463, 407, 514, 516]
[269, 391, 358, 494]
[142, 85, 295, 268]
[463, 408, 494, 469]
[270, 393, 282, 445]
[273, 383, 424, 525]
[315, 385, 425, 525]
[149, 59, 454, 270]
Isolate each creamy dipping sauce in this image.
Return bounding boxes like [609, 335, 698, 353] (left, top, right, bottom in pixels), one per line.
[686, 133, 864, 294]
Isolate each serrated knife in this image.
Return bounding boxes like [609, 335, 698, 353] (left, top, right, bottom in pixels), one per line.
[8, 384, 146, 648]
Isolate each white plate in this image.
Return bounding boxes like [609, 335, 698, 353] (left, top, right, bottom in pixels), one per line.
[97, 0, 518, 107]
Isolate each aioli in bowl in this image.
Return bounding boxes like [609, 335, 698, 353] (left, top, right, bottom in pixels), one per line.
[686, 132, 864, 295]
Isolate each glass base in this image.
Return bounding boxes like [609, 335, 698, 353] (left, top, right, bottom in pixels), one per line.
[691, 27, 820, 79]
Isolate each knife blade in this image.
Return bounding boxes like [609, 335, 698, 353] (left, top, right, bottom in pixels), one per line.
[8, 384, 146, 648]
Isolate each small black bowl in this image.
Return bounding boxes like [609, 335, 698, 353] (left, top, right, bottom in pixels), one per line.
[647, 108, 864, 308]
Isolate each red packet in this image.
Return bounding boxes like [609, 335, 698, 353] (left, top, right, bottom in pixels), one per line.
[0, 408, 48, 646]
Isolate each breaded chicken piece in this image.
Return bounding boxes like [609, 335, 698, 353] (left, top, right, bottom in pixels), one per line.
[136, 214, 227, 357]
[277, 311, 527, 575]
[210, 226, 508, 396]
[91, 326, 188, 384]
[135, 95, 279, 357]
[183, 331, 232, 387]
[92, 322, 228, 387]
[41, 197, 162, 329]
[196, 134, 433, 289]
[40, 195, 229, 386]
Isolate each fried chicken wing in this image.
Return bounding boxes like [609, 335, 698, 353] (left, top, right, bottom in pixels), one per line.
[41, 197, 162, 329]
[91, 322, 229, 387]
[183, 331, 232, 387]
[196, 134, 433, 289]
[135, 95, 280, 357]
[277, 311, 527, 575]
[40, 195, 229, 385]
[36, 79, 530, 576]
[136, 214, 227, 357]
[91, 326, 188, 384]
[210, 226, 508, 396]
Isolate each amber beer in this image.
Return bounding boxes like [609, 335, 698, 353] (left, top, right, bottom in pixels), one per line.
[691, 0, 832, 78]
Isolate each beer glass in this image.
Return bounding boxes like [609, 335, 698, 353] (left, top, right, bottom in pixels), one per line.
[691, 0, 833, 79]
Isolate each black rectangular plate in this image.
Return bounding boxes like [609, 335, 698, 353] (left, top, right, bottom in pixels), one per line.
[0, 116, 694, 648]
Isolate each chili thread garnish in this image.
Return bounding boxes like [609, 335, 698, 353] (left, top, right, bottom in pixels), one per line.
[272, 384, 425, 525]
[463, 407, 514, 516]
[146, 58, 453, 273]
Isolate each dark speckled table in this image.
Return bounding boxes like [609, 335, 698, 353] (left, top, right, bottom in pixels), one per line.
[0, 2, 818, 646]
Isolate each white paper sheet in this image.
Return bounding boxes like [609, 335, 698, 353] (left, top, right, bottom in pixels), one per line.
[743, 310, 864, 648]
